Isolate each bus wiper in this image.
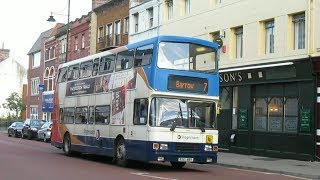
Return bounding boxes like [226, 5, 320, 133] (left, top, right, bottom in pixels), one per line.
[170, 121, 176, 131]
[196, 119, 205, 132]
[171, 103, 183, 132]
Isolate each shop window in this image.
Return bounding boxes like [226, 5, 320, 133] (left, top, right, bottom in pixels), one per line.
[253, 97, 298, 133]
[219, 87, 231, 109]
[254, 98, 268, 131]
[284, 98, 298, 132]
[232, 87, 238, 129]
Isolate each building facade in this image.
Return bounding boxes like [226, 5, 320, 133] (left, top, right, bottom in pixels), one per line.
[92, 0, 129, 52]
[154, 0, 320, 161]
[129, 0, 161, 43]
[27, 29, 52, 120]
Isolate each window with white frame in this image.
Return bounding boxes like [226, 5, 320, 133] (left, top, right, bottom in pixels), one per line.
[115, 20, 121, 45]
[185, 0, 191, 15]
[31, 78, 40, 95]
[75, 36, 78, 51]
[61, 38, 66, 54]
[30, 107, 38, 119]
[216, 0, 222, 4]
[133, 13, 139, 33]
[98, 26, 104, 42]
[49, 67, 55, 91]
[124, 17, 129, 34]
[235, 27, 243, 58]
[293, 13, 305, 50]
[107, 23, 113, 44]
[265, 20, 274, 54]
[33, 52, 41, 68]
[166, 0, 173, 20]
[81, 34, 85, 49]
[148, 8, 153, 28]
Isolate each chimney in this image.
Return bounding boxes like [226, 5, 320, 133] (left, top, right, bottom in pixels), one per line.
[92, 0, 110, 9]
[0, 43, 10, 61]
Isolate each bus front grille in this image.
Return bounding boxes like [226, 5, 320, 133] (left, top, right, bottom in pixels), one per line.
[175, 143, 199, 152]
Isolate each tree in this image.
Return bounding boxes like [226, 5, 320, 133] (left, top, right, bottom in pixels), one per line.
[2, 92, 26, 119]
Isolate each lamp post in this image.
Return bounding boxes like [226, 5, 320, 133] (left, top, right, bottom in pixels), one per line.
[47, 0, 70, 63]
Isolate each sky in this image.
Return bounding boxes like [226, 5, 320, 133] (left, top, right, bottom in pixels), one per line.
[0, 0, 92, 68]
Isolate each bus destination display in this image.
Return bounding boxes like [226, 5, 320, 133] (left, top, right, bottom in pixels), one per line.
[168, 75, 208, 94]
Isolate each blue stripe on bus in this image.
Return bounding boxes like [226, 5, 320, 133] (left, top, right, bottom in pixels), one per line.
[72, 135, 217, 163]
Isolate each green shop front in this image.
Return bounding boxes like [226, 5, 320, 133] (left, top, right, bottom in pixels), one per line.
[217, 59, 316, 161]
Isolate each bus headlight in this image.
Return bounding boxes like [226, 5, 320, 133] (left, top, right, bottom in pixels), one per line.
[160, 144, 168, 150]
[204, 145, 213, 151]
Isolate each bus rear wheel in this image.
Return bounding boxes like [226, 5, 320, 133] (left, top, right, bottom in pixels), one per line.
[63, 134, 72, 156]
[115, 139, 127, 167]
[170, 162, 186, 169]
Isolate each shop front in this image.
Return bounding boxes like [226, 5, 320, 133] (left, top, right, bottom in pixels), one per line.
[217, 59, 316, 161]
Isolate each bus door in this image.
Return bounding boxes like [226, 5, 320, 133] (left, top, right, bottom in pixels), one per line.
[128, 99, 149, 160]
[74, 106, 91, 144]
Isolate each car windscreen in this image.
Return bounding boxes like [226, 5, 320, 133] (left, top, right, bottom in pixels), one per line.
[30, 120, 42, 126]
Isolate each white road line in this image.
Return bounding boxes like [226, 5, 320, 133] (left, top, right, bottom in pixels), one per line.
[226, 167, 311, 180]
[131, 172, 178, 180]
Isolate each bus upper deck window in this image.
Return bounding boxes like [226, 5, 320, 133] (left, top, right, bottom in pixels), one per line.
[134, 44, 153, 67]
[99, 55, 115, 74]
[116, 49, 134, 71]
[92, 58, 100, 76]
[80, 60, 93, 79]
[67, 65, 79, 81]
[58, 67, 68, 83]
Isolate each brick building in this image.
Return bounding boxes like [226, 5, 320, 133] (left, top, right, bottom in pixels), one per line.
[92, 0, 129, 52]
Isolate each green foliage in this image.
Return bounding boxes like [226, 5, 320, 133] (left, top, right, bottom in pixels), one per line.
[2, 92, 26, 119]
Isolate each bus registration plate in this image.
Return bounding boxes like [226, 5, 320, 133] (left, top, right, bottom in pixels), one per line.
[178, 157, 194, 162]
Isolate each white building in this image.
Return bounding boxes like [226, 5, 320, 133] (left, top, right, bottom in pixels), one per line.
[129, 0, 161, 43]
[0, 53, 27, 117]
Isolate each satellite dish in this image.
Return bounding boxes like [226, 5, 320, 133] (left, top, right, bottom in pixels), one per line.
[214, 37, 223, 49]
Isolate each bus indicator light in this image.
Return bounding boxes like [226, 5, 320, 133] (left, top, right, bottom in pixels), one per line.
[206, 135, 213, 143]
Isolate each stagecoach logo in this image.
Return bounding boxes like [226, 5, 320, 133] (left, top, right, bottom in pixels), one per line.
[177, 135, 199, 140]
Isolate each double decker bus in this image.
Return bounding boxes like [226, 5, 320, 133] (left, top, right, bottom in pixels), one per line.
[51, 35, 220, 168]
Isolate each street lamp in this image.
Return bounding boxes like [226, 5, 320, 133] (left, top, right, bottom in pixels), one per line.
[47, 0, 70, 63]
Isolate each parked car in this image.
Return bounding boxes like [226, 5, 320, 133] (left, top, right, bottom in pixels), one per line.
[37, 122, 52, 142]
[21, 119, 46, 140]
[7, 122, 23, 137]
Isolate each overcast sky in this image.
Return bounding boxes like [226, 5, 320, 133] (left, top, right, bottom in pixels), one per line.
[0, 0, 92, 68]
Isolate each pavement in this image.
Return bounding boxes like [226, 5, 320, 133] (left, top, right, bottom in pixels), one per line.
[217, 151, 320, 179]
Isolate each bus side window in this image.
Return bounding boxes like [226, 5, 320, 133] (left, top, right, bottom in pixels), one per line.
[75, 107, 88, 124]
[134, 44, 153, 67]
[63, 108, 75, 124]
[116, 49, 134, 71]
[133, 99, 148, 125]
[80, 60, 93, 79]
[67, 64, 79, 81]
[99, 55, 115, 74]
[95, 105, 110, 124]
[58, 67, 68, 83]
[92, 58, 100, 76]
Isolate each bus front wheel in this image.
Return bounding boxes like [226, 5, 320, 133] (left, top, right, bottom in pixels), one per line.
[170, 162, 186, 169]
[115, 139, 127, 167]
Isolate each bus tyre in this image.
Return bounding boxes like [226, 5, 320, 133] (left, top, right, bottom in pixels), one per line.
[115, 139, 127, 167]
[63, 134, 72, 156]
[170, 162, 186, 169]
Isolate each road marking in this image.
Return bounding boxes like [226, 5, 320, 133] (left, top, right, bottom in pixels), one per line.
[226, 167, 311, 180]
[131, 172, 178, 180]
